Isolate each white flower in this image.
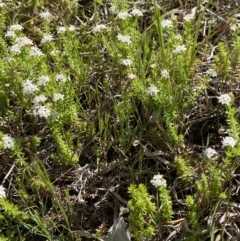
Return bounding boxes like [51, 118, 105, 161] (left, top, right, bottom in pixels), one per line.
[150, 174, 167, 188]
[53, 93, 64, 102]
[15, 36, 33, 47]
[22, 79, 39, 95]
[128, 73, 136, 79]
[122, 59, 132, 66]
[230, 24, 239, 31]
[5, 30, 16, 38]
[0, 1, 5, 7]
[37, 75, 50, 86]
[0, 186, 6, 198]
[130, 8, 143, 17]
[39, 11, 52, 20]
[161, 19, 173, 28]
[222, 136, 237, 148]
[203, 147, 218, 158]
[9, 24, 23, 31]
[10, 44, 21, 55]
[183, 14, 195, 22]
[55, 74, 67, 83]
[147, 84, 159, 95]
[173, 45, 187, 54]
[117, 11, 131, 19]
[217, 94, 231, 105]
[33, 105, 51, 118]
[93, 24, 107, 33]
[57, 26, 67, 33]
[109, 5, 118, 13]
[117, 34, 131, 44]
[41, 34, 54, 44]
[206, 68, 217, 77]
[161, 69, 170, 79]
[29, 46, 43, 56]
[68, 25, 76, 31]
[32, 95, 47, 104]
[2, 135, 15, 149]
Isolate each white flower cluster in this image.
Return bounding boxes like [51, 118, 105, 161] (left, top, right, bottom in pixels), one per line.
[130, 8, 143, 17]
[122, 59, 132, 66]
[55, 74, 67, 83]
[147, 84, 159, 95]
[53, 93, 64, 102]
[161, 19, 173, 28]
[10, 36, 33, 55]
[37, 75, 50, 86]
[0, 185, 6, 198]
[117, 11, 131, 19]
[150, 174, 167, 188]
[117, 34, 132, 44]
[32, 95, 47, 105]
[222, 136, 237, 148]
[57, 25, 76, 33]
[173, 45, 187, 54]
[22, 79, 39, 95]
[161, 69, 170, 79]
[217, 94, 231, 106]
[5, 24, 23, 38]
[41, 34, 54, 44]
[92, 24, 107, 33]
[203, 147, 217, 159]
[33, 105, 51, 118]
[206, 68, 217, 77]
[29, 46, 43, 57]
[39, 11, 52, 20]
[2, 135, 15, 149]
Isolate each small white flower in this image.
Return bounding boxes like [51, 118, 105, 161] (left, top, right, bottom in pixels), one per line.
[0, 1, 5, 7]
[29, 46, 43, 57]
[41, 34, 54, 44]
[37, 75, 50, 86]
[2, 135, 15, 149]
[15, 36, 33, 47]
[32, 95, 47, 104]
[68, 25, 76, 31]
[128, 73, 136, 79]
[183, 14, 195, 22]
[55, 74, 67, 83]
[150, 174, 167, 188]
[0, 185, 6, 198]
[147, 84, 159, 95]
[22, 79, 39, 95]
[222, 136, 237, 148]
[117, 34, 131, 44]
[53, 93, 64, 102]
[150, 63, 156, 68]
[109, 5, 118, 13]
[39, 11, 52, 20]
[217, 94, 231, 105]
[173, 45, 187, 54]
[161, 19, 173, 28]
[122, 59, 132, 66]
[10, 44, 21, 55]
[206, 68, 217, 77]
[33, 105, 51, 118]
[117, 11, 131, 19]
[93, 24, 107, 33]
[130, 8, 143, 17]
[57, 26, 67, 33]
[203, 147, 218, 158]
[230, 24, 239, 31]
[9, 24, 23, 31]
[133, 140, 140, 146]
[161, 69, 170, 79]
[5, 30, 16, 38]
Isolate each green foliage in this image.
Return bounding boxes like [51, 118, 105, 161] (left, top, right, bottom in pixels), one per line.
[128, 184, 156, 241]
